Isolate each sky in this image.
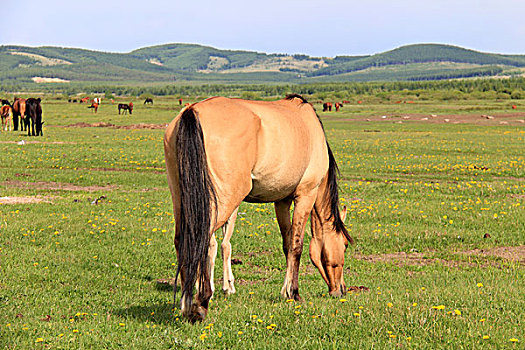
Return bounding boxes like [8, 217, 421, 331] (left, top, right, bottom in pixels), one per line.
[3, 0, 525, 57]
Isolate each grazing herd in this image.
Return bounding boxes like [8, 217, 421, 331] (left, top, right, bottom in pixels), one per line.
[0, 95, 145, 135]
[0, 97, 43, 135]
[322, 101, 344, 112]
[0, 96, 342, 137]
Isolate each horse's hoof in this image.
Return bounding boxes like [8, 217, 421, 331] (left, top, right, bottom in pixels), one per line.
[189, 305, 207, 323]
[329, 289, 344, 298]
[222, 288, 236, 295]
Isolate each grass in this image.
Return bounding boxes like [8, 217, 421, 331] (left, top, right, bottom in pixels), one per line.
[0, 96, 523, 348]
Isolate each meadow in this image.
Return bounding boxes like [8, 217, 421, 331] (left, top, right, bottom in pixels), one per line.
[0, 95, 523, 349]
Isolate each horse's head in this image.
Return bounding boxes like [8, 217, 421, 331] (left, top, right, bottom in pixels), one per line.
[310, 206, 350, 297]
[36, 121, 44, 136]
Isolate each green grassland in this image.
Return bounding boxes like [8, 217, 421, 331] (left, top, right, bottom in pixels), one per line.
[0, 95, 523, 349]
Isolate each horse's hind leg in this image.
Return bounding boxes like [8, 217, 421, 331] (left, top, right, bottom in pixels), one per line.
[221, 207, 239, 294]
[275, 198, 293, 260]
[207, 232, 218, 297]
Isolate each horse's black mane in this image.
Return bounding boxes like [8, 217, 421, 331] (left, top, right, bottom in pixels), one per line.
[285, 94, 309, 104]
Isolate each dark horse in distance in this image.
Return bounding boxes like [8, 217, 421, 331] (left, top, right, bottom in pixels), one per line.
[118, 103, 133, 115]
[25, 98, 43, 136]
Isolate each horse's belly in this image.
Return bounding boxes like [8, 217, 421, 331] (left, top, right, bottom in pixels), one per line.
[243, 174, 302, 203]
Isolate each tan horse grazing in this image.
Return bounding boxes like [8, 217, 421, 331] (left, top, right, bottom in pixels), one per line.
[164, 94, 353, 322]
[1, 105, 12, 131]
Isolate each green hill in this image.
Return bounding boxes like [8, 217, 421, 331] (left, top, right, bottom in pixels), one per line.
[1, 43, 524, 85]
[310, 44, 525, 77]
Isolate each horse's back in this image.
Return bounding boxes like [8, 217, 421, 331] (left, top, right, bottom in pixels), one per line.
[194, 97, 326, 200]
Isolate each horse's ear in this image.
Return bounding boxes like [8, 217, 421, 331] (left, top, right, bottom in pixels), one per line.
[37, 98, 41, 102]
[339, 206, 347, 223]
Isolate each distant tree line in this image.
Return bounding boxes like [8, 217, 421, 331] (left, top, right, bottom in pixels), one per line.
[3, 77, 525, 102]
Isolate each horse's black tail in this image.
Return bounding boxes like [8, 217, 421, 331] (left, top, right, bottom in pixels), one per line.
[174, 107, 217, 312]
[326, 142, 354, 245]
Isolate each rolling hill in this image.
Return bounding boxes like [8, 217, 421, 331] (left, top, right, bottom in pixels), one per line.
[1, 43, 525, 85]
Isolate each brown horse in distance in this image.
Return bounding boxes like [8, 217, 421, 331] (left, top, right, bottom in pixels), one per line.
[164, 94, 352, 322]
[322, 102, 332, 112]
[1, 105, 12, 131]
[12, 98, 27, 131]
[88, 102, 99, 113]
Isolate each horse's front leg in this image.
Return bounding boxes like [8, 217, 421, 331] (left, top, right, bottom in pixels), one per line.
[221, 207, 239, 294]
[280, 192, 316, 301]
[12, 114, 18, 131]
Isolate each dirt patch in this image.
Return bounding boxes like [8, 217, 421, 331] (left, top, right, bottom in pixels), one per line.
[510, 194, 525, 199]
[0, 141, 75, 144]
[332, 112, 525, 125]
[354, 251, 458, 267]
[57, 122, 167, 130]
[1, 180, 117, 192]
[77, 167, 165, 174]
[0, 196, 52, 204]
[459, 246, 525, 265]
[32, 77, 70, 83]
[354, 246, 525, 267]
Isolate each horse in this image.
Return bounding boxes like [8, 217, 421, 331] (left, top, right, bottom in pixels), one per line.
[88, 102, 99, 113]
[179, 98, 183, 105]
[118, 103, 133, 115]
[1, 105, 12, 131]
[144, 98, 154, 105]
[1, 99, 11, 106]
[12, 98, 27, 131]
[322, 102, 332, 112]
[335, 102, 343, 112]
[25, 98, 43, 136]
[80, 97, 90, 104]
[164, 94, 353, 322]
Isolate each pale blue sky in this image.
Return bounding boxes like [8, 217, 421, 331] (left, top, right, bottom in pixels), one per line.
[3, 0, 525, 57]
